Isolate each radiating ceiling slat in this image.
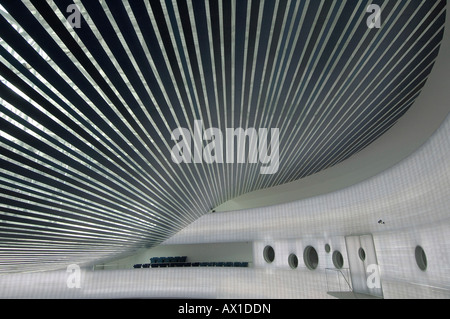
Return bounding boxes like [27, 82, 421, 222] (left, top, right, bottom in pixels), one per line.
[0, 0, 445, 273]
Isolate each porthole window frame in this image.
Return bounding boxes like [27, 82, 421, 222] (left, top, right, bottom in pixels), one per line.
[303, 245, 319, 270]
[415, 245, 428, 271]
[358, 247, 366, 261]
[332, 250, 344, 269]
[325, 243, 331, 253]
[263, 245, 275, 264]
[288, 253, 298, 269]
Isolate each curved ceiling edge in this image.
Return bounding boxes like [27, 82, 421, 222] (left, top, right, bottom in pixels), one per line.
[215, 6, 450, 212]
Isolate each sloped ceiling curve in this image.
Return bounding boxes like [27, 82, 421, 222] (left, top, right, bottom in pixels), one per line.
[0, 0, 446, 273]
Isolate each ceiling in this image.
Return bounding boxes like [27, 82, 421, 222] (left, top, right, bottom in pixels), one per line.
[0, 0, 447, 273]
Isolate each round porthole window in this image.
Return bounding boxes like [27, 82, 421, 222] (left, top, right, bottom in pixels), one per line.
[325, 244, 331, 253]
[332, 250, 344, 269]
[415, 245, 427, 271]
[303, 246, 319, 270]
[358, 247, 366, 261]
[263, 245, 275, 263]
[288, 253, 298, 269]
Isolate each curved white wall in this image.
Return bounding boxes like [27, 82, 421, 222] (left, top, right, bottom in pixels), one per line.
[161, 107, 450, 298]
[215, 5, 450, 212]
[1, 5, 449, 299]
[2, 103, 448, 299]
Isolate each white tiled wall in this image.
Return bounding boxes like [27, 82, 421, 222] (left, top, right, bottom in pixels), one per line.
[163, 110, 450, 298]
[2, 95, 449, 299]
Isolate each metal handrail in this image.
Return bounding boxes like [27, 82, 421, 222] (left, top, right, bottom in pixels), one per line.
[325, 268, 353, 292]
